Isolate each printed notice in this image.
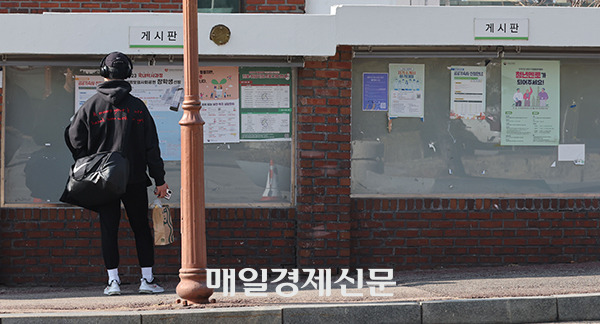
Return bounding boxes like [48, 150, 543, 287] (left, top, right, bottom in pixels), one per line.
[450, 66, 486, 120]
[241, 111, 290, 134]
[501, 60, 560, 146]
[129, 66, 185, 160]
[75, 75, 105, 112]
[199, 66, 240, 144]
[558, 144, 585, 165]
[363, 73, 388, 111]
[240, 67, 292, 140]
[388, 64, 424, 118]
[241, 85, 289, 109]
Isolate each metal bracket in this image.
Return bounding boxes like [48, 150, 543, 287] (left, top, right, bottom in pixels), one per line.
[496, 46, 505, 58]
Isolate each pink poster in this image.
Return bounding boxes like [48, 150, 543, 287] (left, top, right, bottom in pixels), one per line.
[198, 66, 240, 143]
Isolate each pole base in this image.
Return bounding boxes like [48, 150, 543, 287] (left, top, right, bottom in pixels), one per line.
[176, 269, 214, 304]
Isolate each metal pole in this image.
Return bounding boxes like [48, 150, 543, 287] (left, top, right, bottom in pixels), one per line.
[176, 0, 213, 304]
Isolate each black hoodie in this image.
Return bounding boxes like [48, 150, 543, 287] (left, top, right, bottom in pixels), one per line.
[66, 80, 165, 187]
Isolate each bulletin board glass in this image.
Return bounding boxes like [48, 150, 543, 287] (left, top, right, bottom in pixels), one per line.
[352, 54, 600, 197]
[1, 63, 294, 207]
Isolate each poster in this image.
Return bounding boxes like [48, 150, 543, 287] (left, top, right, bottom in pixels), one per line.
[129, 66, 185, 161]
[558, 144, 585, 165]
[501, 60, 560, 146]
[388, 64, 424, 118]
[199, 66, 240, 144]
[239, 67, 292, 140]
[363, 73, 388, 111]
[75, 75, 104, 111]
[450, 66, 486, 120]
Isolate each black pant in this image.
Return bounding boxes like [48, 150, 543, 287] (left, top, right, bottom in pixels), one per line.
[97, 182, 154, 270]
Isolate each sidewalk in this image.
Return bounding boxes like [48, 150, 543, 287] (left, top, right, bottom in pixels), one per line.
[2, 262, 600, 323]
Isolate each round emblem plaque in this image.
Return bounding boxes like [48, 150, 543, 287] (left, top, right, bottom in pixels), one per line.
[210, 24, 231, 46]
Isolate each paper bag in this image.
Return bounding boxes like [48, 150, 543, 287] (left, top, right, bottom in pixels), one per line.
[152, 204, 174, 246]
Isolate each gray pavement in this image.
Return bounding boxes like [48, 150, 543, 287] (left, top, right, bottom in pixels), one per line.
[3, 262, 600, 323]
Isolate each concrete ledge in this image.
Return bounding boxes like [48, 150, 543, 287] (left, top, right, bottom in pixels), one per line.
[421, 297, 557, 324]
[282, 302, 421, 324]
[557, 293, 600, 321]
[10, 295, 600, 324]
[142, 307, 282, 324]
[0, 312, 140, 324]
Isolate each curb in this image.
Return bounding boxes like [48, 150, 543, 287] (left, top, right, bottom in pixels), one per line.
[2, 293, 600, 324]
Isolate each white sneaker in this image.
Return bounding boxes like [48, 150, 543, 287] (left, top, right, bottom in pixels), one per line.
[104, 280, 121, 296]
[139, 278, 164, 294]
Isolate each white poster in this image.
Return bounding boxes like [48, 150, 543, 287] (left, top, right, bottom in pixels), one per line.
[558, 144, 585, 165]
[501, 60, 560, 146]
[388, 64, 425, 118]
[239, 67, 292, 140]
[241, 112, 290, 134]
[130, 66, 185, 161]
[450, 66, 486, 120]
[198, 66, 240, 143]
[241, 85, 290, 109]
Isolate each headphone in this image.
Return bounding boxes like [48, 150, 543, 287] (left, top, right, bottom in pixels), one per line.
[99, 52, 133, 79]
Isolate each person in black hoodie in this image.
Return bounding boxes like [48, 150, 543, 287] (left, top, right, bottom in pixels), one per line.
[65, 52, 169, 296]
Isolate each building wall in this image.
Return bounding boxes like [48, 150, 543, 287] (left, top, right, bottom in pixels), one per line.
[2, 1, 600, 286]
[0, 207, 297, 285]
[352, 198, 600, 270]
[0, 0, 304, 13]
[296, 46, 353, 270]
[3, 197, 600, 285]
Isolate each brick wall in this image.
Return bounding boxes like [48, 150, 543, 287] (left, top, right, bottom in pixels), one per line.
[4, 197, 600, 285]
[0, 0, 305, 13]
[295, 46, 352, 271]
[0, 0, 183, 13]
[246, 0, 305, 13]
[0, 207, 295, 285]
[352, 198, 600, 270]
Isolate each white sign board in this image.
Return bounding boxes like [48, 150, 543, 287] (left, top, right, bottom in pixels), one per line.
[129, 26, 184, 48]
[474, 18, 529, 40]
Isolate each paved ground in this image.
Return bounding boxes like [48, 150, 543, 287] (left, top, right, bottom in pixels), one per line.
[3, 262, 600, 323]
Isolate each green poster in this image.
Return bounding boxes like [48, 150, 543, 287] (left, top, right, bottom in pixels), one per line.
[501, 60, 560, 146]
[239, 67, 292, 140]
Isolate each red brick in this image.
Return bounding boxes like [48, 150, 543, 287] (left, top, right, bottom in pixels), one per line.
[315, 70, 339, 79]
[0, 2, 18, 8]
[304, 61, 328, 69]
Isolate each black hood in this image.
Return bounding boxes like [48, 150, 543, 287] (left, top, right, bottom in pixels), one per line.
[96, 80, 132, 105]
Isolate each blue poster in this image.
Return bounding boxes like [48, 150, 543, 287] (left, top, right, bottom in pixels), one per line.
[363, 73, 388, 111]
[151, 110, 183, 161]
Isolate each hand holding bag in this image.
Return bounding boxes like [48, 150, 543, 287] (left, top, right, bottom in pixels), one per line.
[151, 199, 174, 246]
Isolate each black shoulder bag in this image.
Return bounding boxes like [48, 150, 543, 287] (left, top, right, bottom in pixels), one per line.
[60, 120, 130, 210]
